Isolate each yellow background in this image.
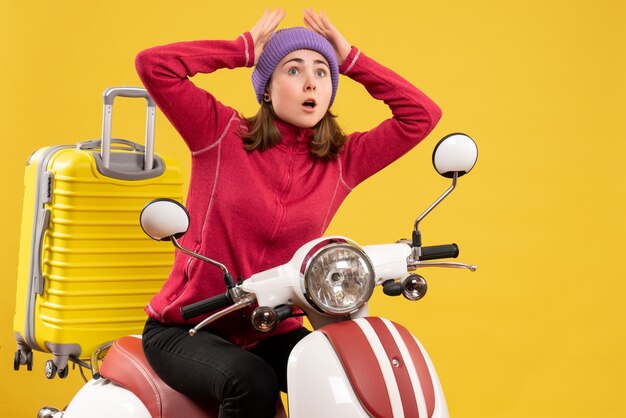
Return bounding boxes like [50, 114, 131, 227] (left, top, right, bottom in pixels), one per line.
[1, 0, 624, 416]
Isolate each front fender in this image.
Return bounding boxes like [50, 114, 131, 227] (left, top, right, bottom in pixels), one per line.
[287, 317, 449, 418]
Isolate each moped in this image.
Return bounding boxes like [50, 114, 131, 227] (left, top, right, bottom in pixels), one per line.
[38, 132, 478, 418]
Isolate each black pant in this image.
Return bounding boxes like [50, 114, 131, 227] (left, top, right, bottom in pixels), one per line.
[142, 317, 310, 418]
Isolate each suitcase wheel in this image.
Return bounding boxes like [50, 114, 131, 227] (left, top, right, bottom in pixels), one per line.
[13, 350, 33, 371]
[58, 366, 69, 379]
[45, 360, 57, 379]
[45, 359, 69, 379]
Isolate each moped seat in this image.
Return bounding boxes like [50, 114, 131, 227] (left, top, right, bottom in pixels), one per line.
[100, 335, 218, 418]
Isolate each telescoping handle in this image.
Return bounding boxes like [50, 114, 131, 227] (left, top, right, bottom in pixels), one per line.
[101, 87, 156, 170]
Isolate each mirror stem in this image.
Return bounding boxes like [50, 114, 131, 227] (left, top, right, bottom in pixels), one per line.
[171, 236, 236, 288]
[413, 172, 458, 246]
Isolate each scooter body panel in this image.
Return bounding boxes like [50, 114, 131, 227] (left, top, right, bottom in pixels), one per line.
[63, 378, 151, 418]
[288, 318, 449, 418]
[413, 335, 449, 418]
[287, 330, 370, 418]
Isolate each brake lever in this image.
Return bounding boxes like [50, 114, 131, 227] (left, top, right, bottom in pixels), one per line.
[408, 261, 477, 272]
[189, 293, 257, 336]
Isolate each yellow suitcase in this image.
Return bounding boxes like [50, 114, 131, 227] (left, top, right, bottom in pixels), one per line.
[13, 87, 184, 379]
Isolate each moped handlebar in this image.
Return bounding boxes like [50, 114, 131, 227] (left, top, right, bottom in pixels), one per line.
[420, 244, 459, 261]
[180, 292, 233, 321]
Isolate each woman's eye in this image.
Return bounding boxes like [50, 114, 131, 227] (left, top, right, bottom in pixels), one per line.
[288, 68, 299, 76]
[316, 69, 327, 77]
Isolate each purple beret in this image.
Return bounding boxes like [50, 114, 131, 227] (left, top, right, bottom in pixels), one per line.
[251, 27, 339, 105]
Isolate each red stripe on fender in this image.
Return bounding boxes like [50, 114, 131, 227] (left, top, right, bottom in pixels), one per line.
[366, 317, 420, 417]
[320, 321, 393, 418]
[395, 322, 436, 417]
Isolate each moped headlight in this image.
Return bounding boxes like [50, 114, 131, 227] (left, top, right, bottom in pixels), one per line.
[303, 242, 375, 315]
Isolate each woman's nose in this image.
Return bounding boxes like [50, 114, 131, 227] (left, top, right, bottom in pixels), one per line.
[304, 74, 317, 91]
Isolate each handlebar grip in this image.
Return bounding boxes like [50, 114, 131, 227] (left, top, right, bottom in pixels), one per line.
[420, 244, 459, 261]
[275, 305, 294, 321]
[180, 292, 233, 321]
[382, 280, 402, 297]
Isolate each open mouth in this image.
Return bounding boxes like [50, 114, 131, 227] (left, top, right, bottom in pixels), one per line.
[302, 100, 317, 109]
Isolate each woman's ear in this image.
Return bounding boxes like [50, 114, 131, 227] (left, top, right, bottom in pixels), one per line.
[263, 92, 271, 103]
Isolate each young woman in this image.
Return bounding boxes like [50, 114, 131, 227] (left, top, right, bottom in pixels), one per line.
[135, 9, 442, 418]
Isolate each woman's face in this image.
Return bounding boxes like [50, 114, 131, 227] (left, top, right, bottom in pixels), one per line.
[266, 49, 333, 128]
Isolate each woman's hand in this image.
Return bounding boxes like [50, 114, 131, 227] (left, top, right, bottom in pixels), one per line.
[303, 9, 351, 65]
[249, 9, 286, 65]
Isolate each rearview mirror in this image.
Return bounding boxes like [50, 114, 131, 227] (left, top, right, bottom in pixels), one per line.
[140, 198, 189, 241]
[412, 133, 478, 250]
[432, 133, 478, 178]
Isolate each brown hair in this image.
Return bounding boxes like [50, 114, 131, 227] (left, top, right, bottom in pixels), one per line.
[242, 101, 347, 159]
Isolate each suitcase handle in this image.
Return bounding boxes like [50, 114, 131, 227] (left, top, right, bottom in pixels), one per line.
[77, 138, 146, 153]
[101, 87, 156, 170]
[33, 208, 51, 295]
